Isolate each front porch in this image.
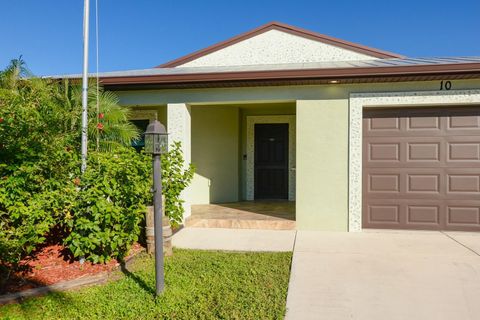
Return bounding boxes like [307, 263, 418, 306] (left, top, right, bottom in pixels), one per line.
[129, 102, 299, 229]
[186, 201, 296, 230]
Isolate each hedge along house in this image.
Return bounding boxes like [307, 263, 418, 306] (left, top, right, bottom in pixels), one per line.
[66, 22, 480, 232]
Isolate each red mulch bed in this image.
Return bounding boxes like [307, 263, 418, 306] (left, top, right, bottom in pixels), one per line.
[1, 243, 144, 295]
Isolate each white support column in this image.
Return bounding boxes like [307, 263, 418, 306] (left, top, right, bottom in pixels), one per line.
[167, 103, 192, 219]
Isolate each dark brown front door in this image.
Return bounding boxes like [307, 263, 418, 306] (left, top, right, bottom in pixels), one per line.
[254, 124, 289, 199]
[363, 107, 480, 231]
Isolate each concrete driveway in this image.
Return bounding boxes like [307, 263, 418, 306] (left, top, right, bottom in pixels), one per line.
[286, 230, 480, 320]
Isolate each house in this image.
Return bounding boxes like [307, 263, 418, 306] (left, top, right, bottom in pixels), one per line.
[93, 22, 480, 232]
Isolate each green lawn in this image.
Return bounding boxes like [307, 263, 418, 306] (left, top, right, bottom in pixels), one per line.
[0, 249, 292, 320]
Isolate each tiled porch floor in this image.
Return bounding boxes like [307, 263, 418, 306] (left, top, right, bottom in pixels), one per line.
[186, 201, 296, 230]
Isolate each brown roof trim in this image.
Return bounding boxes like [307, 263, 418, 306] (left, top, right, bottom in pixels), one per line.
[104, 74, 480, 91]
[156, 21, 403, 68]
[102, 62, 480, 87]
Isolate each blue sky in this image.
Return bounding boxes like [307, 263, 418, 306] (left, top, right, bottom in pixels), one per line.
[1, 0, 479, 76]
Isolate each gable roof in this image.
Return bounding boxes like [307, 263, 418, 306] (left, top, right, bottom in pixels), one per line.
[156, 21, 403, 68]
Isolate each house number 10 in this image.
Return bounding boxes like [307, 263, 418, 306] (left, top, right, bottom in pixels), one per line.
[440, 80, 452, 90]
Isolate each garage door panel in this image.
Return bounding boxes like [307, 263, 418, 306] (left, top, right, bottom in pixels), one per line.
[446, 205, 480, 229]
[407, 115, 442, 131]
[364, 199, 405, 227]
[366, 168, 447, 199]
[407, 205, 441, 225]
[364, 199, 445, 230]
[365, 114, 446, 137]
[447, 172, 480, 197]
[364, 137, 447, 167]
[368, 117, 401, 131]
[367, 204, 400, 224]
[363, 107, 480, 231]
[446, 139, 480, 163]
[367, 142, 400, 162]
[447, 112, 480, 131]
[368, 174, 400, 193]
[407, 142, 440, 161]
[407, 174, 441, 194]
[448, 174, 480, 192]
[448, 143, 480, 161]
[365, 169, 403, 196]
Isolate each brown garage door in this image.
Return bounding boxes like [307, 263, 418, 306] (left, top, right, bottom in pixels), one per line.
[363, 106, 480, 231]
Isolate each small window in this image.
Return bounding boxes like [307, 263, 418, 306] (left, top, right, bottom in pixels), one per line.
[131, 119, 150, 152]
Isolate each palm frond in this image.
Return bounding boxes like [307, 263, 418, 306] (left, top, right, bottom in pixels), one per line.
[0, 56, 32, 90]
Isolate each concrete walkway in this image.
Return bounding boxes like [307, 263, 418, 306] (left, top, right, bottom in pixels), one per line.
[286, 230, 480, 320]
[172, 227, 296, 251]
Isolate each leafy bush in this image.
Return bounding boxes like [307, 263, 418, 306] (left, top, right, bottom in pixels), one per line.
[162, 142, 195, 227]
[0, 57, 195, 274]
[64, 142, 195, 263]
[64, 147, 151, 263]
[0, 58, 143, 274]
[0, 60, 81, 283]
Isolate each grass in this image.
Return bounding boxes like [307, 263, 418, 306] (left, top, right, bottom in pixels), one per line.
[0, 249, 292, 320]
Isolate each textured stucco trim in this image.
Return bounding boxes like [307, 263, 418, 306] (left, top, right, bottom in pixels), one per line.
[167, 103, 192, 219]
[246, 115, 296, 201]
[348, 89, 480, 232]
[176, 30, 376, 68]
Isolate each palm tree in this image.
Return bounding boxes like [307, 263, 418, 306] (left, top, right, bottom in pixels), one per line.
[1, 58, 139, 153]
[53, 78, 139, 152]
[88, 88, 139, 151]
[0, 56, 30, 90]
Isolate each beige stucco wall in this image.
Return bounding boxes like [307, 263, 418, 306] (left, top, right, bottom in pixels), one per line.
[296, 100, 349, 230]
[117, 80, 480, 106]
[190, 106, 239, 204]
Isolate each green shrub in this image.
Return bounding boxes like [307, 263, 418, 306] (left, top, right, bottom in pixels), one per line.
[0, 62, 81, 283]
[64, 147, 151, 263]
[0, 58, 143, 273]
[0, 58, 195, 276]
[64, 142, 195, 263]
[162, 141, 195, 227]
[0, 152, 79, 287]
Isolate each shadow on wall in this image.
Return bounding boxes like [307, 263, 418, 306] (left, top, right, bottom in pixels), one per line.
[191, 106, 240, 204]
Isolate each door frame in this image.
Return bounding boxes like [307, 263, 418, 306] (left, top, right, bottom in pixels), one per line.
[246, 115, 296, 201]
[349, 89, 480, 232]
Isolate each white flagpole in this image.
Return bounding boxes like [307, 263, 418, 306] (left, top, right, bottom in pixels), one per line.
[81, 0, 90, 173]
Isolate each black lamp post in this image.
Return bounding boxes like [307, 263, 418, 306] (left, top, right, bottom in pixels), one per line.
[144, 120, 168, 295]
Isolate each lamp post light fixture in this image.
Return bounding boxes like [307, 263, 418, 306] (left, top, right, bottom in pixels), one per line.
[144, 120, 168, 295]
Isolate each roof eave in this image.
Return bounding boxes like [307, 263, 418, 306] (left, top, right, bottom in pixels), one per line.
[99, 62, 480, 88]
